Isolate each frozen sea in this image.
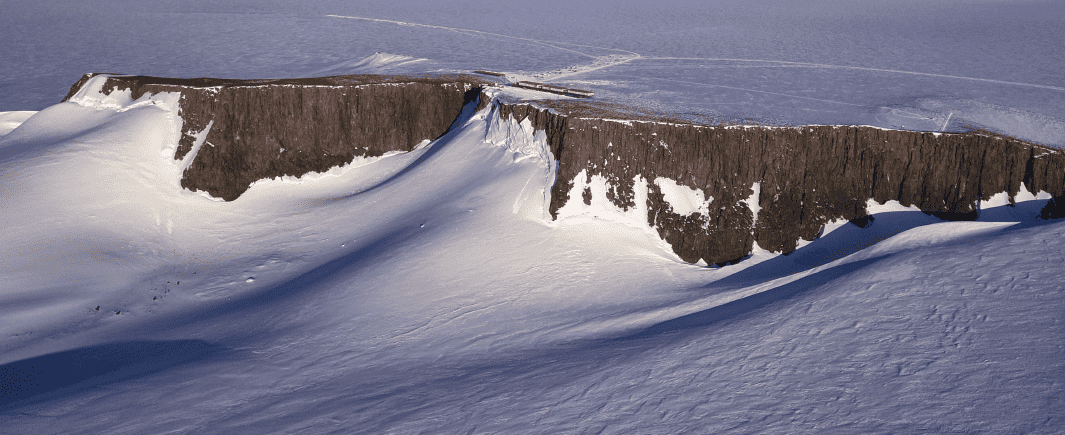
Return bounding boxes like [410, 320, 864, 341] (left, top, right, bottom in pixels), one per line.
[1, 1, 1064, 433]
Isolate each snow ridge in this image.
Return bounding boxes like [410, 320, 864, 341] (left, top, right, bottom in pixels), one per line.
[67, 74, 180, 113]
[484, 102, 553, 168]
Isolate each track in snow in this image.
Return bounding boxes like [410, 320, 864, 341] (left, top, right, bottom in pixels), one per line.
[326, 13, 1063, 135]
[325, 14, 1064, 93]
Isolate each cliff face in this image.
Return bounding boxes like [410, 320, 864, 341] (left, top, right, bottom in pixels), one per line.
[497, 102, 1065, 265]
[64, 73, 490, 200]
[63, 74, 1065, 265]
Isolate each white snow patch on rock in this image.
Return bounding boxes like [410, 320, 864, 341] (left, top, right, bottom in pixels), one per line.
[552, 170, 680, 260]
[980, 190, 1012, 210]
[865, 198, 923, 214]
[1015, 182, 1053, 201]
[654, 177, 712, 217]
[556, 169, 651, 227]
[177, 120, 213, 171]
[743, 182, 762, 225]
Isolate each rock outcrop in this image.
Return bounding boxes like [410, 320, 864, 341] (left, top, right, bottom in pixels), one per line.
[64, 73, 491, 200]
[63, 74, 1065, 265]
[497, 100, 1065, 265]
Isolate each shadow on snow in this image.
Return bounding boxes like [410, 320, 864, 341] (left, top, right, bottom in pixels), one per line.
[0, 340, 228, 411]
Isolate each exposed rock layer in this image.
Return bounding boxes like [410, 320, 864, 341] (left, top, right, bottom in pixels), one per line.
[497, 102, 1065, 265]
[64, 74, 1065, 265]
[65, 73, 490, 200]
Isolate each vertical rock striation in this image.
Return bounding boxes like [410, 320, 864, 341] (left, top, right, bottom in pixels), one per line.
[497, 101, 1065, 265]
[64, 73, 490, 200]
[62, 74, 1065, 265]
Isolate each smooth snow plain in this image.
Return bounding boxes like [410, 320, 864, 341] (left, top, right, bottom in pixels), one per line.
[2, 1, 1064, 433]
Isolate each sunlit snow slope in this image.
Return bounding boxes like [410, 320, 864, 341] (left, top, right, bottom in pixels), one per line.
[2, 69, 1064, 433]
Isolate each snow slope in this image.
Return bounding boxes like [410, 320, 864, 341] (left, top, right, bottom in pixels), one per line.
[2, 0, 1065, 432]
[2, 77, 1064, 433]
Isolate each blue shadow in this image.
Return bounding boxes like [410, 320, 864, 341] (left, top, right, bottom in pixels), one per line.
[619, 256, 888, 341]
[0, 340, 226, 410]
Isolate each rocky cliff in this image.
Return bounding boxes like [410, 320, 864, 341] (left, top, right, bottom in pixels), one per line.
[63, 74, 1065, 265]
[497, 100, 1065, 265]
[64, 73, 491, 200]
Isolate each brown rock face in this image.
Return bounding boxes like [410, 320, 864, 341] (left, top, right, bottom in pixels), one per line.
[64, 73, 491, 200]
[63, 74, 1065, 265]
[497, 102, 1065, 265]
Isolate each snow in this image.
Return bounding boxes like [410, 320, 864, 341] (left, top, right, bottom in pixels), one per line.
[484, 102, 554, 168]
[654, 176, 713, 217]
[744, 181, 762, 224]
[0, 111, 36, 138]
[5, 1, 1063, 146]
[553, 169, 663, 245]
[178, 119, 213, 172]
[67, 74, 182, 113]
[309, 52, 429, 76]
[2, 1, 1064, 433]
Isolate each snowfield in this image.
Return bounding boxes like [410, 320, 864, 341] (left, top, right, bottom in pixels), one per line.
[3, 80, 1064, 434]
[2, 1, 1064, 433]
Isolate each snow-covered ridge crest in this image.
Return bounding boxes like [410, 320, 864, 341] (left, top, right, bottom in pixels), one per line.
[484, 101, 553, 168]
[66, 74, 181, 113]
[483, 98, 559, 221]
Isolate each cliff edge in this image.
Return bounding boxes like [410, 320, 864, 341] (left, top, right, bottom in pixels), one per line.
[63, 74, 1065, 265]
[499, 99, 1065, 264]
[64, 73, 491, 200]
